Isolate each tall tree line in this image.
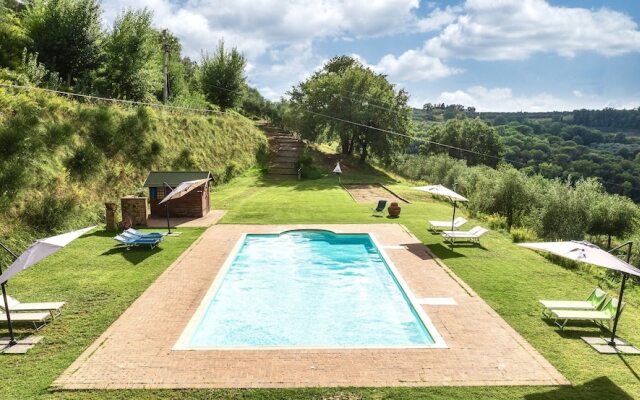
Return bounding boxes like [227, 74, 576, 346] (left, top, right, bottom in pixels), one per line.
[0, 0, 263, 113]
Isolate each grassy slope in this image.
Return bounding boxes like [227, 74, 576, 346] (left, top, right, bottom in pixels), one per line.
[3, 168, 639, 399]
[0, 88, 267, 254]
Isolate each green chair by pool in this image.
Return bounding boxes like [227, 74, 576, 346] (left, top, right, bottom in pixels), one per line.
[539, 287, 609, 318]
[372, 200, 387, 217]
[549, 298, 624, 330]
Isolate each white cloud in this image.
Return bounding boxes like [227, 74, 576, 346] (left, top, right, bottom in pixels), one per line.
[424, 0, 640, 60]
[416, 6, 459, 32]
[101, 0, 423, 59]
[434, 86, 640, 112]
[371, 50, 462, 82]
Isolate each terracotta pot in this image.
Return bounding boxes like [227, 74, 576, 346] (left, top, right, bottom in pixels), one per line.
[388, 202, 401, 218]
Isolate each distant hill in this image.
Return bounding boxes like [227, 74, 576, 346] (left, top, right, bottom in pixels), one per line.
[411, 106, 640, 200]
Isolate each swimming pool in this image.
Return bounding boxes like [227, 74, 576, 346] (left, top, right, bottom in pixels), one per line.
[175, 230, 444, 349]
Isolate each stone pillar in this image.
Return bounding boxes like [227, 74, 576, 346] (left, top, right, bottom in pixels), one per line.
[120, 197, 149, 227]
[105, 202, 118, 231]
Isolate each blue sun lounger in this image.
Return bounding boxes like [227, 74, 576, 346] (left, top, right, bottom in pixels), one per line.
[125, 228, 166, 238]
[114, 234, 162, 250]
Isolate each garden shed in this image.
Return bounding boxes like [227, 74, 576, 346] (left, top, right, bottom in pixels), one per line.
[143, 171, 212, 218]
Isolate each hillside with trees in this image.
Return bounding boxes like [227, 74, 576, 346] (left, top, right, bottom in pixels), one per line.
[413, 105, 640, 200]
[0, 0, 273, 251]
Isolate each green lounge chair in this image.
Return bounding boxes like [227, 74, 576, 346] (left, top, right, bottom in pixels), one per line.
[372, 200, 387, 217]
[549, 298, 624, 330]
[539, 288, 608, 318]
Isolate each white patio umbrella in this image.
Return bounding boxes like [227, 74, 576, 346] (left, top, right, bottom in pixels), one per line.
[413, 184, 468, 231]
[0, 226, 95, 345]
[333, 162, 342, 182]
[158, 178, 210, 233]
[519, 240, 640, 346]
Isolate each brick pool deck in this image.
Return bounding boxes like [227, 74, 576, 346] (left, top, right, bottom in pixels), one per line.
[53, 224, 568, 389]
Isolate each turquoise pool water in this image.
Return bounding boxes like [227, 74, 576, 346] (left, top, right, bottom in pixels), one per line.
[184, 230, 435, 347]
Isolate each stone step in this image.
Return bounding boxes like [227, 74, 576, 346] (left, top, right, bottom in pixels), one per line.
[270, 168, 298, 175]
[273, 156, 298, 163]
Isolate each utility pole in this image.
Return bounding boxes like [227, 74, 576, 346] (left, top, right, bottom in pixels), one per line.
[162, 29, 169, 104]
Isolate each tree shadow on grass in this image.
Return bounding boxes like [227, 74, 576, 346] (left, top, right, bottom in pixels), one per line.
[524, 377, 634, 400]
[425, 243, 468, 260]
[100, 246, 162, 266]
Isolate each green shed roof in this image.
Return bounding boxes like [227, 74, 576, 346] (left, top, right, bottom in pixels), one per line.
[143, 171, 212, 187]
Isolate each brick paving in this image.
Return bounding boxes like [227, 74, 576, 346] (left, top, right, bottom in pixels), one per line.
[53, 224, 568, 389]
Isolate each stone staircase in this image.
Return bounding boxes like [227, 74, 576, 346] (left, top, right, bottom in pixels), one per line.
[261, 125, 304, 179]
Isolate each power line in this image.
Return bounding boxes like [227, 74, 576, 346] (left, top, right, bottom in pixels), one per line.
[2, 81, 637, 194]
[0, 83, 223, 114]
[298, 107, 640, 194]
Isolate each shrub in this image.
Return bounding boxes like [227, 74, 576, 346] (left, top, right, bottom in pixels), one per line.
[45, 122, 74, 148]
[24, 195, 77, 232]
[484, 213, 507, 231]
[172, 147, 197, 170]
[0, 161, 27, 208]
[511, 227, 538, 243]
[149, 140, 163, 157]
[296, 148, 324, 180]
[66, 144, 102, 180]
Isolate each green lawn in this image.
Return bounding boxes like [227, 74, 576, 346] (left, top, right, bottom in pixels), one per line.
[3, 169, 640, 399]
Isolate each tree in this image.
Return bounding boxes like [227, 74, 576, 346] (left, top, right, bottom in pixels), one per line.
[487, 167, 534, 229]
[0, 3, 31, 69]
[421, 118, 504, 167]
[23, 0, 102, 85]
[588, 192, 639, 248]
[95, 9, 162, 101]
[288, 56, 413, 164]
[200, 40, 246, 111]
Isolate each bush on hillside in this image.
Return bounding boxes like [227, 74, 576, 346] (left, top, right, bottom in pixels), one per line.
[66, 144, 102, 180]
[24, 195, 77, 232]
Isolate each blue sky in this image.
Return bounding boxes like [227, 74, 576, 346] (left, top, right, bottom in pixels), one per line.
[101, 0, 640, 111]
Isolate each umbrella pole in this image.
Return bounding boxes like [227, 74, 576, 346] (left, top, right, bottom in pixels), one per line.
[0, 243, 18, 346]
[1, 283, 16, 346]
[451, 201, 457, 232]
[164, 182, 172, 235]
[609, 273, 628, 346]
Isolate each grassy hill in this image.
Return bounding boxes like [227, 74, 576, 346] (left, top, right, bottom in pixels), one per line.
[0, 87, 268, 255]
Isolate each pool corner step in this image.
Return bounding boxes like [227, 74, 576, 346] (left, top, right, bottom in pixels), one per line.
[417, 297, 457, 306]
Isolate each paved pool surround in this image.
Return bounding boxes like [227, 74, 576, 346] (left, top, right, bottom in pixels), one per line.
[53, 224, 568, 389]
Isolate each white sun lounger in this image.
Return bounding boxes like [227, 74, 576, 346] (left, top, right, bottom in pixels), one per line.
[0, 311, 51, 331]
[0, 295, 65, 318]
[429, 217, 467, 231]
[539, 288, 608, 318]
[442, 226, 488, 244]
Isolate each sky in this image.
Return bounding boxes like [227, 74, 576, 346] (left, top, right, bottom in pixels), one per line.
[100, 0, 640, 112]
